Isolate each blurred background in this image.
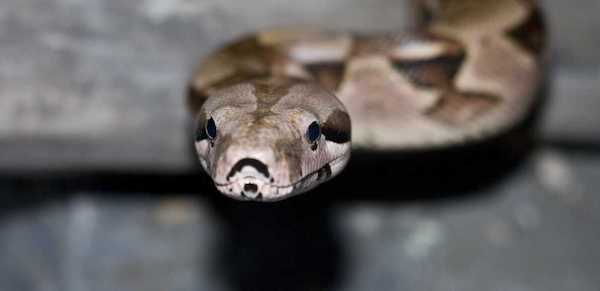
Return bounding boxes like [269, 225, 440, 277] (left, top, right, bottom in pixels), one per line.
[0, 0, 599, 290]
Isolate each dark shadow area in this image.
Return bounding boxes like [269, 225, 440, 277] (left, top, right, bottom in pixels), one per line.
[209, 194, 343, 291]
[541, 139, 600, 154]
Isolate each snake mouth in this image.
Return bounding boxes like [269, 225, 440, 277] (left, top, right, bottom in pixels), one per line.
[214, 153, 350, 202]
[214, 181, 295, 202]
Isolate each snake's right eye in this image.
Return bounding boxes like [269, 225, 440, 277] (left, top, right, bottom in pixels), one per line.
[206, 117, 217, 139]
[306, 121, 321, 143]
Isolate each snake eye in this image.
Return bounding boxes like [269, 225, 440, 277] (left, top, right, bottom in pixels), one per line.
[206, 117, 217, 139]
[306, 121, 321, 144]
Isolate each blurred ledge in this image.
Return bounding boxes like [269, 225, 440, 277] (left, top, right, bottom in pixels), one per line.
[0, 66, 598, 173]
[544, 0, 600, 68]
[0, 136, 196, 173]
[540, 67, 600, 145]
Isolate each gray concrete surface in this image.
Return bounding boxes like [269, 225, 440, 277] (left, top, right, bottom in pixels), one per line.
[0, 0, 599, 291]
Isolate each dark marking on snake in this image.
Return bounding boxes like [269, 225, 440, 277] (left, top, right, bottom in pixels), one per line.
[418, 4, 434, 26]
[195, 123, 208, 142]
[322, 109, 351, 143]
[507, 6, 546, 56]
[187, 85, 210, 115]
[253, 79, 290, 109]
[227, 158, 271, 181]
[311, 143, 318, 151]
[426, 90, 500, 125]
[194, 112, 208, 142]
[210, 71, 271, 91]
[392, 53, 465, 88]
[201, 36, 281, 91]
[317, 164, 332, 181]
[305, 62, 347, 92]
[222, 36, 278, 72]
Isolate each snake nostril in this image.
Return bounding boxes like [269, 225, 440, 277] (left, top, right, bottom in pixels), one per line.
[243, 183, 258, 194]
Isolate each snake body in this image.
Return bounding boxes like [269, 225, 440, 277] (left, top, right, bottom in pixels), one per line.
[188, 0, 546, 201]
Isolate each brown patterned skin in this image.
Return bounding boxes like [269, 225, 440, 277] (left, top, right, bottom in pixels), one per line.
[188, 0, 546, 201]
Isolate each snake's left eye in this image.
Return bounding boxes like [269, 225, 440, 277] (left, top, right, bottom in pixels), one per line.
[206, 117, 217, 139]
[306, 121, 321, 143]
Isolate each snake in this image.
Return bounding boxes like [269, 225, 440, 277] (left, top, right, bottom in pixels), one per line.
[187, 0, 546, 202]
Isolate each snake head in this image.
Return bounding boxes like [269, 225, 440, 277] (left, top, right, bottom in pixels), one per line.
[193, 79, 351, 201]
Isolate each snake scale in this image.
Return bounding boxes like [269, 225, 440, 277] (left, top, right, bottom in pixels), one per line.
[187, 0, 546, 201]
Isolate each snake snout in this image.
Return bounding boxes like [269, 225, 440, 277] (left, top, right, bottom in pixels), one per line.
[224, 158, 273, 200]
